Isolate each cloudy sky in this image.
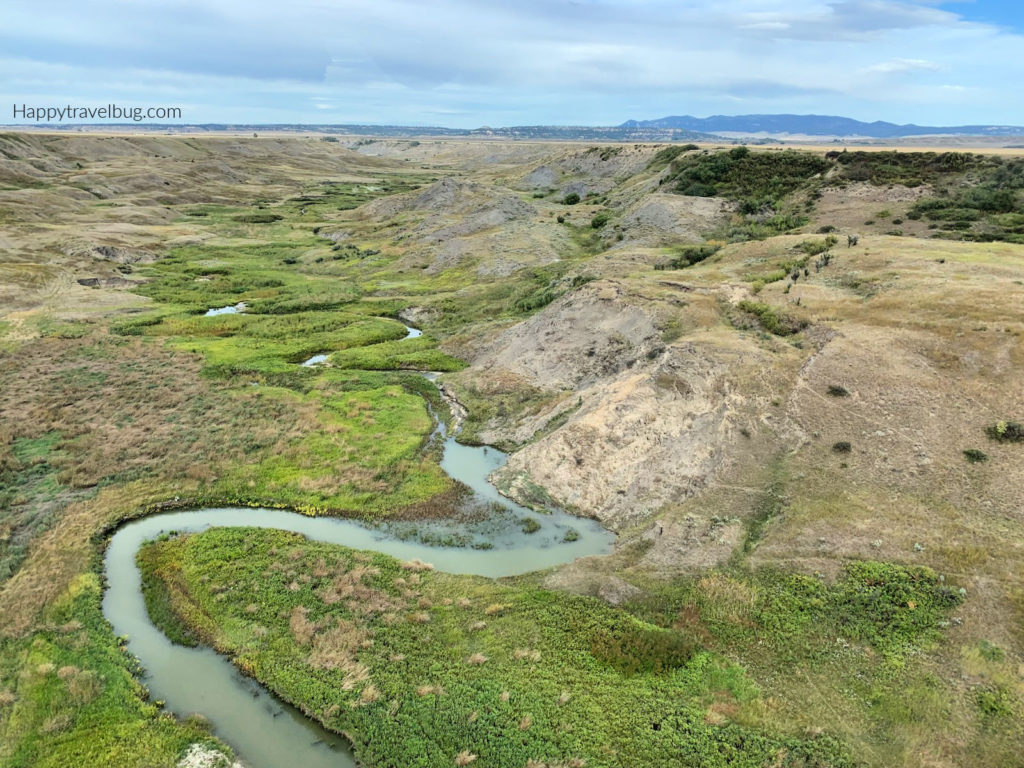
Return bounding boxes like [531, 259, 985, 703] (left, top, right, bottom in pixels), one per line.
[2, 0, 1022, 127]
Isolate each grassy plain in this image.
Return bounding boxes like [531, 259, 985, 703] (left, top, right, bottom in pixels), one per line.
[137, 527, 967, 768]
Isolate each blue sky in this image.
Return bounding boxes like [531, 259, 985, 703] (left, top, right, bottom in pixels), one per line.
[2, 1, 1022, 127]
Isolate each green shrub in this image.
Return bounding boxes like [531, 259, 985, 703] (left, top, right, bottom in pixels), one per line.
[590, 622, 698, 676]
[666, 149, 830, 204]
[797, 236, 838, 256]
[646, 145, 689, 172]
[521, 517, 541, 534]
[654, 243, 721, 270]
[832, 441, 852, 454]
[563, 192, 580, 205]
[514, 288, 559, 312]
[986, 420, 1024, 443]
[976, 687, 1014, 718]
[736, 300, 808, 336]
[827, 384, 850, 397]
[232, 213, 283, 223]
[590, 211, 611, 229]
[963, 449, 989, 463]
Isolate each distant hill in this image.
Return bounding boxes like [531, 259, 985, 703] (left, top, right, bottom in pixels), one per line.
[619, 114, 1024, 138]
[19, 122, 717, 142]
[11, 115, 1024, 141]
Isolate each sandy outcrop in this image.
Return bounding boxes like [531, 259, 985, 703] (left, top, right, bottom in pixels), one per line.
[492, 340, 753, 530]
[176, 744, 243, 768]
[464, 280, 662, 390]
[522, 165, 559, 188]
[620, 193, 733, 244]
[358, 177, 533, 226]
[356, 177, 550, 274]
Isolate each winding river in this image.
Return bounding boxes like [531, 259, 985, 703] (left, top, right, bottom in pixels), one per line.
[102, 327, 613, 768]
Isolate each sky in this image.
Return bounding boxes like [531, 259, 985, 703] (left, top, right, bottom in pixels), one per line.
[2, 0, 1022, 127]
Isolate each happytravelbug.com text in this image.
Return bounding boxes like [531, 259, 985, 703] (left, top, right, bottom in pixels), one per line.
[12, 104, 182, 122]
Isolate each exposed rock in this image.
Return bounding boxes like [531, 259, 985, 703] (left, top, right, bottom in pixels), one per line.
[541, 565, 645, 606]
[398, 306, 439, 327]
[76, 276, 137, 288]
[638, 515, 745, 570]
[358, 177, 533, 226]
[91, 245, 157, 264]
[620, 193, 733, 245]
[176, 744, 243, 768]
[522, 165, 559, 188]
[490, 340, 761, 531]
[463, 280, 662, 390]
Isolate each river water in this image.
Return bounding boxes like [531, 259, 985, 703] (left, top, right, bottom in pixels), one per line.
[102, 357, 611, 768]
[300, 321, 422, 367]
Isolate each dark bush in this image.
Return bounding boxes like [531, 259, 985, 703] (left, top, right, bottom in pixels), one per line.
[827, 385, 849, 397]
[986, 420, 1024, 443]
[832, 441, 852, 454]
[665, 148, 830, 204]
[963, 449, 989, 463]
[591, 623, 698, 677]
[736, 300, 808, 336]
[232, 213, 282, 224]
[655, 243, 721, 270]
[798, 236, 838, 256]
[563, 192, 580, 205]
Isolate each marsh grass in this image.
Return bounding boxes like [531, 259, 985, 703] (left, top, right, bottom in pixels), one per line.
[139, 528, 859, 768]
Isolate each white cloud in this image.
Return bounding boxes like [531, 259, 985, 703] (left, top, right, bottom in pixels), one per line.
[864, 58, 941, 74]
[0, 0, 1021, 125]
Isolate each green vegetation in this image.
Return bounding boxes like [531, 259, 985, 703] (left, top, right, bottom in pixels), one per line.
[0, 572, 222, 768]
[664, 147, 829, 208]
[520, 517, 541, 534]
[205, 378, 451, 516]
[797, 236, 838, 256]
[0, 432, 82, 583]
[232, 213, 283, 224]
[562, 192, 580, 205]
[511, 271, 595, 315]
[139, 528, 969, 768]
[4, 135, 1023, 768]
[630, 561, 962, 667]
[138, 528, 874, 768]
[328, 337, 464, 372]
[734, 301, 808, 337]
[827, 150, 985, 186]
[827, 151, 1024, 242]
[653, 243, 721, 270]
[660, 147, 1024, 243]
[985, 420, 1024, 443]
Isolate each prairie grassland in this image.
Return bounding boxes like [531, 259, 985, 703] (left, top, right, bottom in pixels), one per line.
[138, 527, 970, 768]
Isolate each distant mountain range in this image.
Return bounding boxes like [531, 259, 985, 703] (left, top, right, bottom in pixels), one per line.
[619, 114, 1024, 138]
[13, 114, 1024, 141]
